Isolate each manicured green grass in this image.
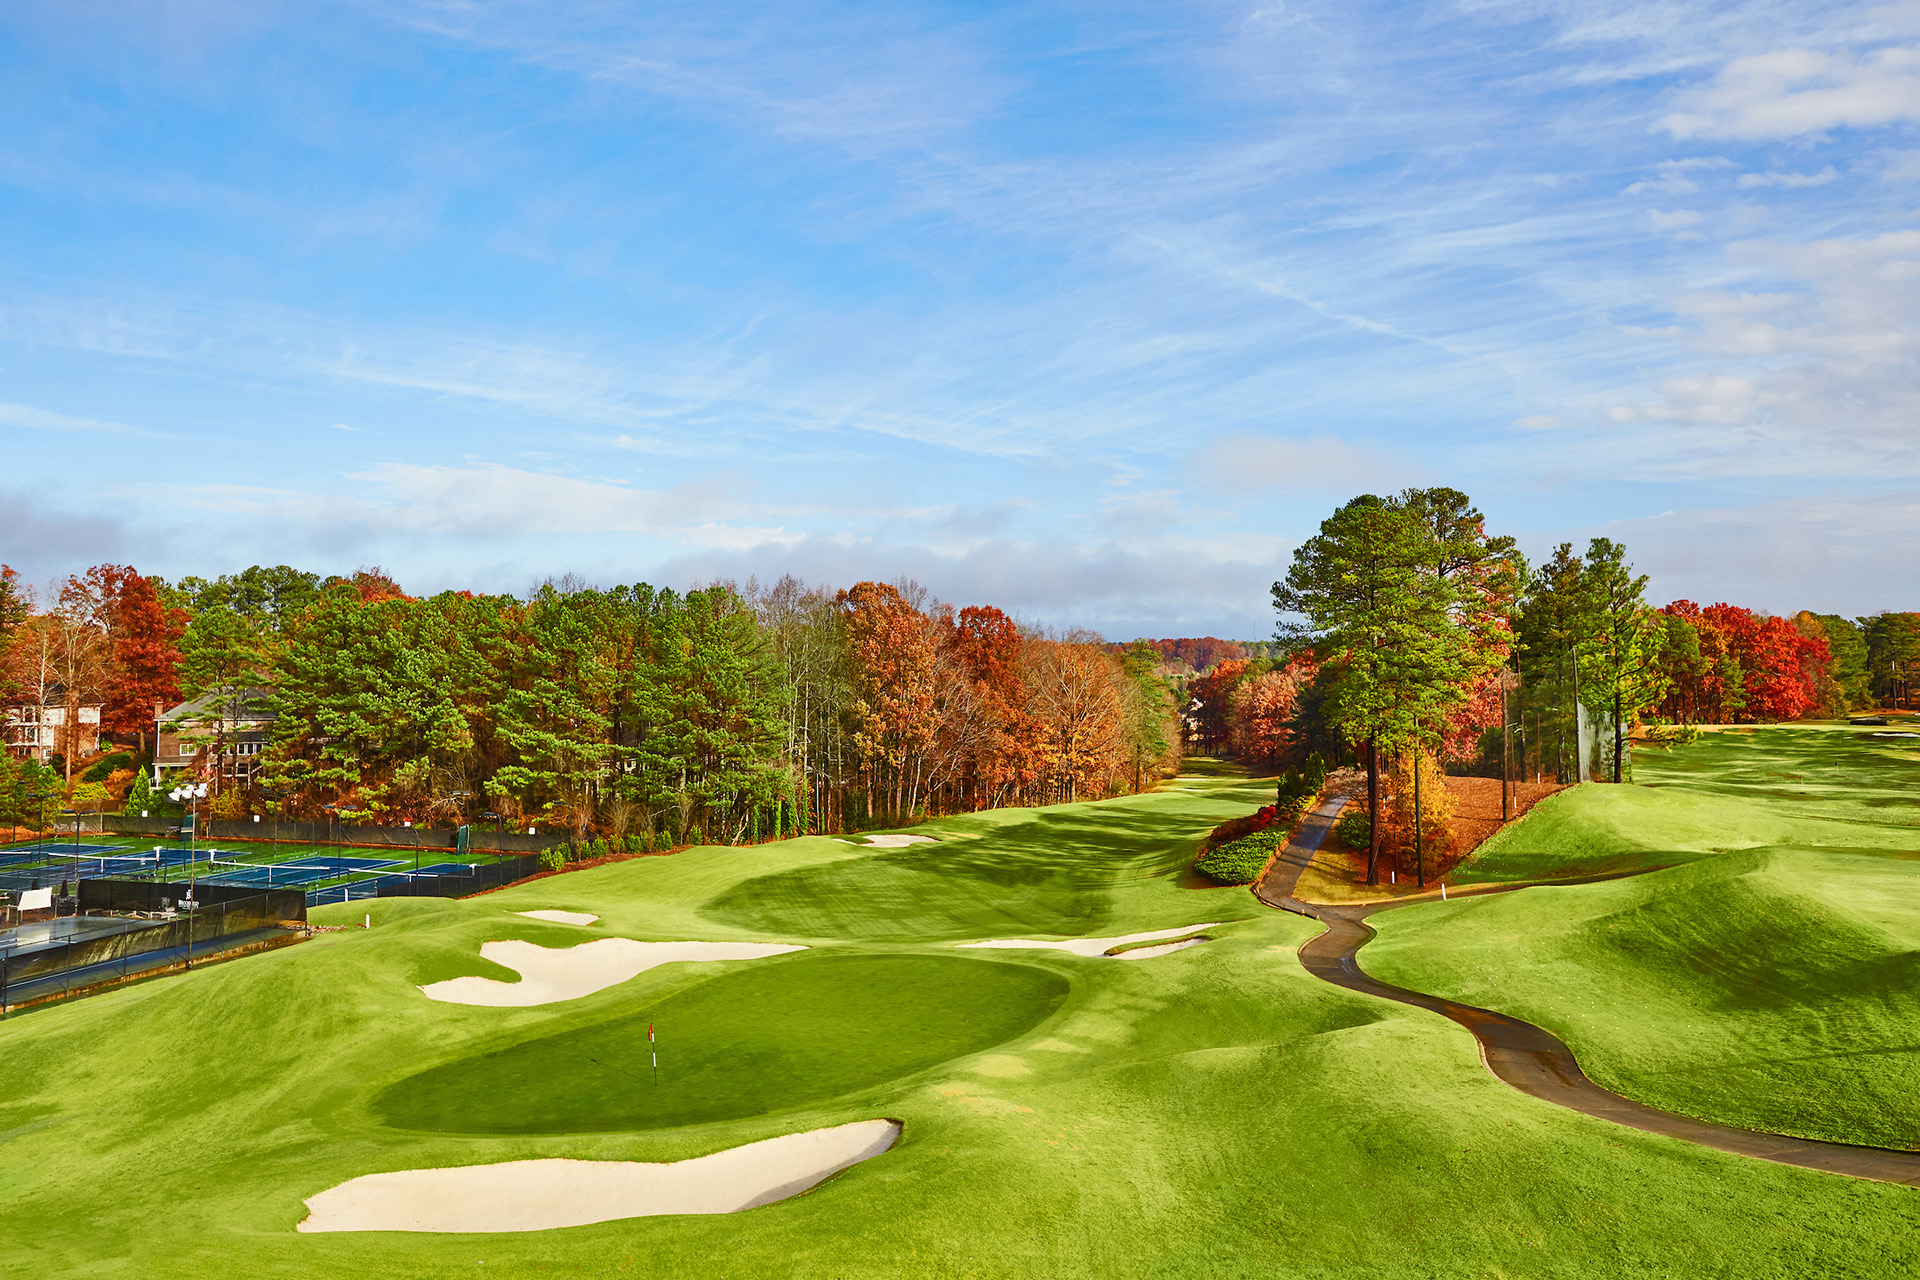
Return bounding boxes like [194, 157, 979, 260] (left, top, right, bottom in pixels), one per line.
[1369, 846, 1920, 1149]
[1456, 727, 1920, 883]
[380, 953, 1069, 1134]
[1370, 726, 1920, 1150]
[3, 763, 1919, 1278]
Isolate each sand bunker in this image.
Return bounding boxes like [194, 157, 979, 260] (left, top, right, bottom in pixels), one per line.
[958, 923, 1221, 958]
[835, 833, 937, 847]
[420, 938, 807, 1007]
[297, 1119, 901, 1233]
[1115, 938, 1208, 960]
[516, 910, 600, 926]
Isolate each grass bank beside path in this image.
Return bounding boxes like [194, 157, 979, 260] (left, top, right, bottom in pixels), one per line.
[1368, 725, 1920, 1150]
[2, 761, 1917, 1278]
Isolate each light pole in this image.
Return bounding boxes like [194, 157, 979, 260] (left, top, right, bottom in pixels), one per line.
[168, 781, 209, 868]
[167, 781, 207, 970]
[26, 791, 44, 887]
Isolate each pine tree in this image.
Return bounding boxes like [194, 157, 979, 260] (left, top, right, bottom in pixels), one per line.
[1578, 539, 1667, 782]
[1274, 491, 1519, 883]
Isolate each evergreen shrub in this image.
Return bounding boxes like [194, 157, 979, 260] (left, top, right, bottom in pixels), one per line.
[1194, 831, 1284, 885]
[1335, 809, 1370, 849]
[83, 752, 134, 783]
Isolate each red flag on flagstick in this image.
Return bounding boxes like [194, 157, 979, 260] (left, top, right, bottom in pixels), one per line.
[648, 1023, 655, 1042]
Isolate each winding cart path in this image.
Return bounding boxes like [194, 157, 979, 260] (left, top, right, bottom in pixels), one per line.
[1252, 794, 1920, 1186]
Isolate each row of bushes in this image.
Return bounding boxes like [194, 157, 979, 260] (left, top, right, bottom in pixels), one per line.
[1192, 755, 1332, 885]
[1194, 830, 1285, 885]
[535, 832, 670, 873]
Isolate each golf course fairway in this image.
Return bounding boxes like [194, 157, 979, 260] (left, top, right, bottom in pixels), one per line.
[2, 750, 1918, 1278]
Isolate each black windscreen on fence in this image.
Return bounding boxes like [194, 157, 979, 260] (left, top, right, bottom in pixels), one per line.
[78, 879, 305, 919]
[2, 882, 306, 1011]
[375, 855, 541, 899]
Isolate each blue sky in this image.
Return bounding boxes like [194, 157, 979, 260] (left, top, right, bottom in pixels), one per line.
[2, 0, 1918, 637]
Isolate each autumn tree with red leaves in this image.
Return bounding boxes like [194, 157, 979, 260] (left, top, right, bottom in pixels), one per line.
[91, 565, 187, 754]
[840, 581, 944, 821]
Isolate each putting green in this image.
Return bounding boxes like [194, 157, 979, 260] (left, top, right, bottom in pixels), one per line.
[379, 953, 1069, 1133]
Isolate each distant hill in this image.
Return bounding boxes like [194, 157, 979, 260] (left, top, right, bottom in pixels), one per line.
[1114, 637, 1248, 673]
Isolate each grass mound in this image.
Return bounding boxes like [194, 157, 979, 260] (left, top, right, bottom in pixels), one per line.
[1368, 846, 1920, 1148]
[1455, 727, 1920, 883]
[378, 953, 1069, 1134]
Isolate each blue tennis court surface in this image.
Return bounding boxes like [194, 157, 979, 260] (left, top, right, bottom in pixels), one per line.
[3, 843, 132, 860]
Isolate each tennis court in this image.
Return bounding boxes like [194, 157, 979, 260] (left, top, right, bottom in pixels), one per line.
[198, 854, 403, 890]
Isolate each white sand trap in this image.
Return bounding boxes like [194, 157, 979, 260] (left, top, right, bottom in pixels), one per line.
[297, 1119, 901, 1233]
[1115, 937, 1208, 960]
[420, 938, 807, 1007]
[958, 923, 1222, 958]
[516, 909, 599, 926]
[835, 833, 937, 847]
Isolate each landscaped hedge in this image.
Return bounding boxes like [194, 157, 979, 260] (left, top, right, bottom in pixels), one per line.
[1194, 830, 1285, 885]
[1192, 758, 1331, 885]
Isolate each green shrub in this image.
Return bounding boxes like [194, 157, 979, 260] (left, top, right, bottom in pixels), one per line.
[538, 846, 566, 873]
[82, 752, 134, 784]
[590, 837, 609, 860]
[1335, 808, 1370, 849]
[1194, 830, 1284, 885]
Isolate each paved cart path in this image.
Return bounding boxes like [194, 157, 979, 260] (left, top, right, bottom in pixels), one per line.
[1251, 788, 1352, 909]
[1256, 831, 1920, 1186]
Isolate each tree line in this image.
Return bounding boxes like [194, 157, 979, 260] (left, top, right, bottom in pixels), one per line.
[0, 564, 1180, 843]
[1255, 488, 1913, 886]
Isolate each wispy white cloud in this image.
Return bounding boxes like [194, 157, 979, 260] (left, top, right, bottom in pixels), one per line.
[1189, 434, 1423, 495]
[1596, 230, 1920, 473]
[1649, 208, 1704, 230]
[1664, 46, 1920, 140]
[0, 400, 166, 438]
[1574, 489, 1920, 615]
[1738, 166, 1841, 188]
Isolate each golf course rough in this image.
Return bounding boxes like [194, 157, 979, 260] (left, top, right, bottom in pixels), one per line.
[3, 760, 1920, 1278]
